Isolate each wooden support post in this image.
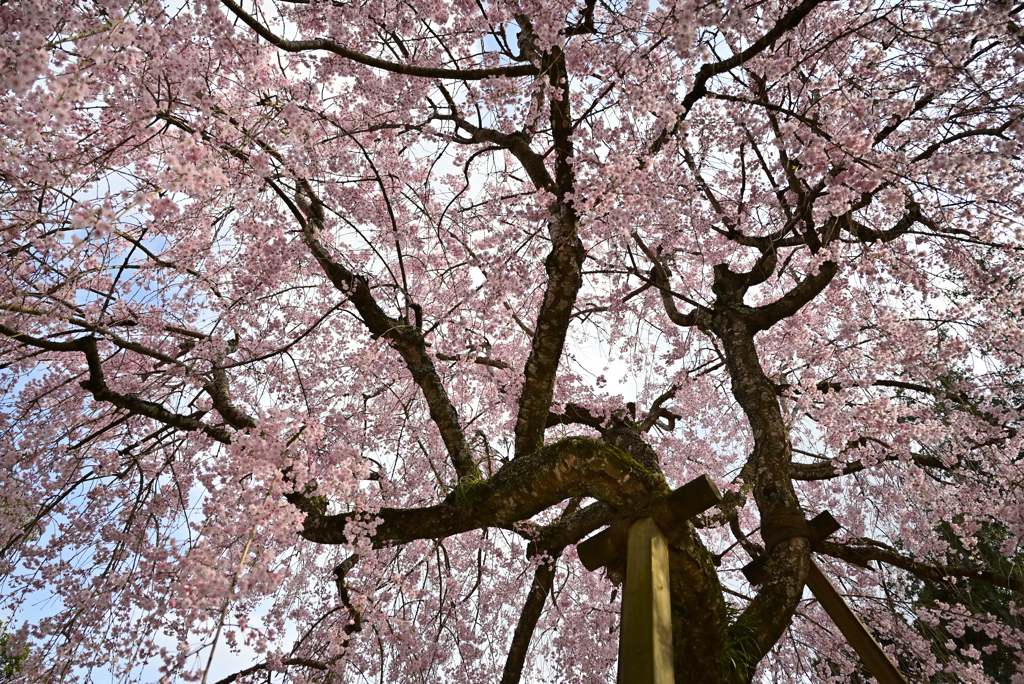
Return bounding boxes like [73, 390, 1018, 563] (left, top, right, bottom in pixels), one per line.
[741, 512, 909, 684]
[617, 517, 674, 684]
[576, 475, 722, 684]
[805, 560, 908, 684]
[578, 475, 722, 572]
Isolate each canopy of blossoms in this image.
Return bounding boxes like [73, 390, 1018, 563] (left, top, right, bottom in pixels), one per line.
[1, 0, 1023, 682]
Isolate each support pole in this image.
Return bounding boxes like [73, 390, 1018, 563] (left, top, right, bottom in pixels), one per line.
[805, 560, 909, 684]
[617, 517, 674, 684]
[577, 476, 721, 683]
[741, 514, 909, 684]
[578, 475, 722, 572]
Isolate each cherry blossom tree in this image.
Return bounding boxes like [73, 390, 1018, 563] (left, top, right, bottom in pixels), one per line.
[2, 0, 1024, 681]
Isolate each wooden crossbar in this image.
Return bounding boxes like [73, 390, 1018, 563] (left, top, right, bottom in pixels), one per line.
[577, 474, 722, 572]
[577, 475, 723, 684]
[741, 512, 909, 684]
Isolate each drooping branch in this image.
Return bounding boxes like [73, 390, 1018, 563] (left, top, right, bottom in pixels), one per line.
[0, 324, 232, 443]
[500, 498, 594, 684]
[647, 0, 830, 157]
[220, 0, 538, 80]
[4, 296, 270, 439]
[819, 539, 1024, 594]
[156, 109, 479, 480]
[787, 378, 1004, 439]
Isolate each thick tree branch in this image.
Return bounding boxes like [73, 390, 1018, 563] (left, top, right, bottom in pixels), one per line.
[845, 198, 928, 244]
[640, 386, 680, 433]
[297, 436, 666, 545]
[632, 233, 698, 327]
[790, 452, 947, 480]
[512, 46, 586, 459]
[500, 555, 560, 684]
[334, 554, 364, 641]
[819, 539, 1024, 594]
[530, 500, 615, 553]
[680, 0, 827, 112]
[911, 118, 1019, 164]
[212, 658, 327, 684]
[436, 352, 512, 370]
[431, 42, 583, 462]
[443, 118, 554, 192]
[874, 93, 936, 145]
[204, 366, 257, 430]
[0, 325, 232, 443]
[289, 182, 479, 481]
[220, 0, 538, 80]
[709, 313, 811, 674]
[158, 109, 479, 478]
[500, 498, 596, 684]
[545, 402, 605, 429]
[744, 198, 935, 330]
[746, 260, 838, 331]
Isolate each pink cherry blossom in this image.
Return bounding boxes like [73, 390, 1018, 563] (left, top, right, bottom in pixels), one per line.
[2, 0, 1024, 682]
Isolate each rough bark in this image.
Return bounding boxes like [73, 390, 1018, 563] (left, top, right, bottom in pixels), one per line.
[295, 436, 667, 545]
[513, 43, 586, 460]
[666, 525, 731, 684]
[711, 308, 812, 679]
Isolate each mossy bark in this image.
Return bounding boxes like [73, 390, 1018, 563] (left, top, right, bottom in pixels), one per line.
[666, 525, 730, 683]
[297, 436, 666, 546]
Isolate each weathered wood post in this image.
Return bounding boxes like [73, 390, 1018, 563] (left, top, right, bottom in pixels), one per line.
[618, 517, 674, 684]
[577, 475, 722, 684]
[742, 512, 909, 684]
